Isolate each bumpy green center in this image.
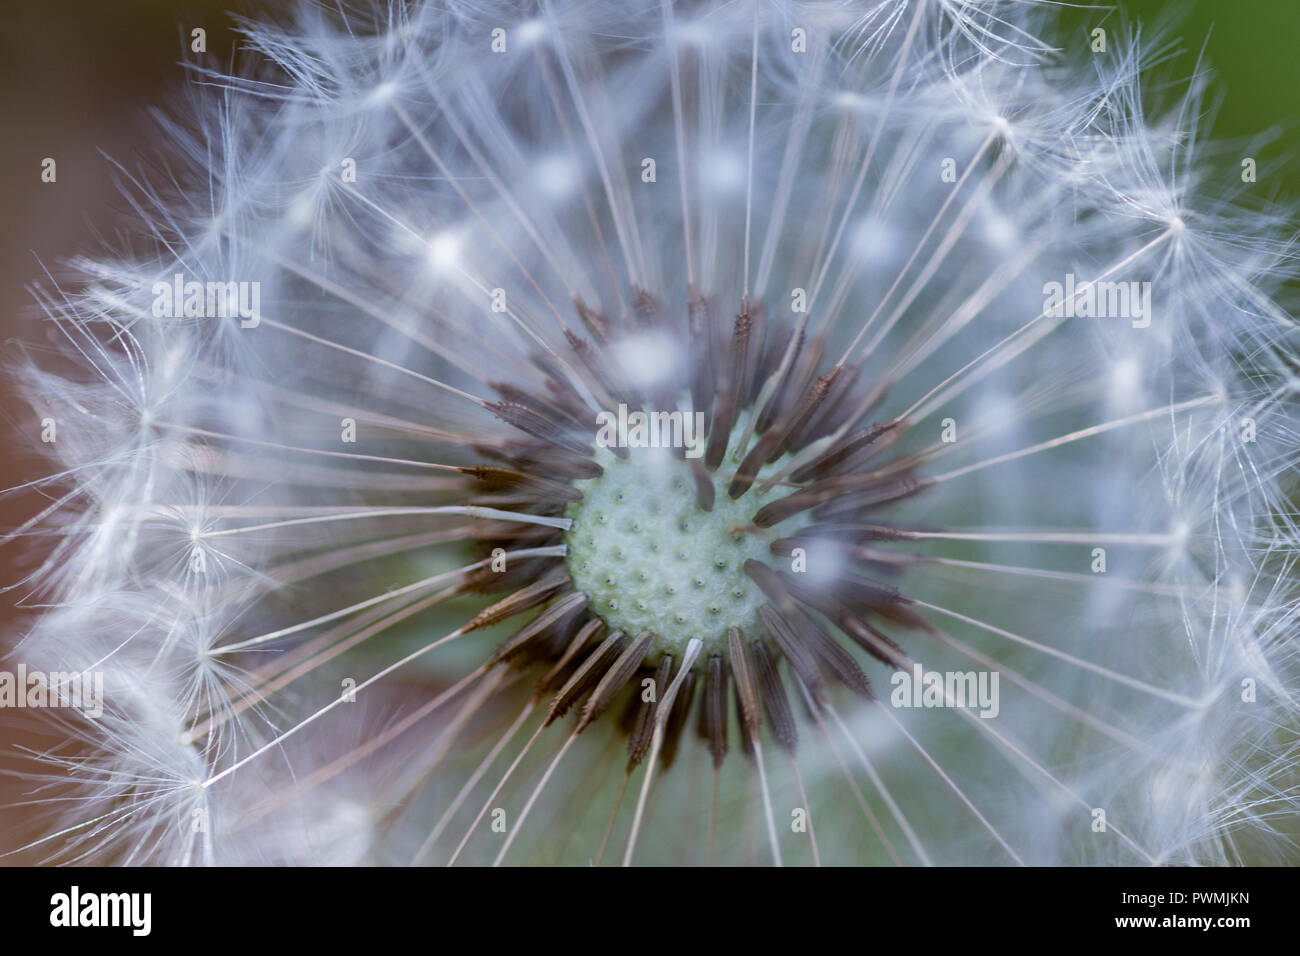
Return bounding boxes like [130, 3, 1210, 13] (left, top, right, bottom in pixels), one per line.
[565, 427, 796, 659]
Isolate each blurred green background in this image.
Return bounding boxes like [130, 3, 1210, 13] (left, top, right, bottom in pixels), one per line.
[1063, 0, 1300, 202]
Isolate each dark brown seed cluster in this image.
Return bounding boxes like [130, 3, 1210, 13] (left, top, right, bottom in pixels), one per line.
[457, 290, 933, 775]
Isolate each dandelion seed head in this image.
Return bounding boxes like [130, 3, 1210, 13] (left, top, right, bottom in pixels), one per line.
[9, 0, 1299, 866]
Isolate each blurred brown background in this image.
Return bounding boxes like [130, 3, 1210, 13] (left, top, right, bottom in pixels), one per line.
[0, 0, 263, 863]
